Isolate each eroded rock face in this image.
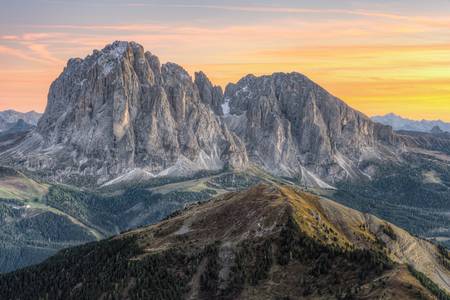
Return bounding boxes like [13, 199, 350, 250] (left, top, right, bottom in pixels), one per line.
[8, 41, 247, 184]
[223, 73, 397, 184]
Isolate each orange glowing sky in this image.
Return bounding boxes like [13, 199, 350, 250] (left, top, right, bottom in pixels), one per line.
[1, 1, 450, 120]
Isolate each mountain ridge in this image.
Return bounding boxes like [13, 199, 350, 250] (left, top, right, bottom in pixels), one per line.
[373, 113, 450, 133]
[0, 109, 41, 133]
[0, 184, 448, 299]
[0, 109, 41, 126]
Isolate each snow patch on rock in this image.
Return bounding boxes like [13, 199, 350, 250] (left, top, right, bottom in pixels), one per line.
[222, 98, 231, 116]
[334, 152, 357, 178]
[299, 167, 335, 189]
[102, 168, 156, 187]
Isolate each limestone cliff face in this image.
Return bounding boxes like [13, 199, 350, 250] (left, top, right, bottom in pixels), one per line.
[223, 73, 397, 184]
[11, 41, 247, 183]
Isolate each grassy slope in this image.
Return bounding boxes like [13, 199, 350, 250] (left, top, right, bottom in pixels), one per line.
[0, 167, 48, 200]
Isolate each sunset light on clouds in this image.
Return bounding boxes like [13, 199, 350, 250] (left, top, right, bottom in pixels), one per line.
[1, 0, 450, 120]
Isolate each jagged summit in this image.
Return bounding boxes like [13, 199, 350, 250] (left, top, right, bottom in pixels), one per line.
[223, 71, 397, 183]
[194, 71, 224, 115]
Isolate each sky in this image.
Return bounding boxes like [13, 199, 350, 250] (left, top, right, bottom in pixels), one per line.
[1, 0, 450, 121]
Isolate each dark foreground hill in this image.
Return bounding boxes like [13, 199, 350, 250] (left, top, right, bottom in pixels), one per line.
[1, 184, 449, 299]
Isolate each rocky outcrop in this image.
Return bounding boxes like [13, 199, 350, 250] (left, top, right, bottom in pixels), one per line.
[397, 130, 450, 155]
[194, 71, 224, 115]
[2, 119, 34, 135]
[3, 41, 247, 184]
[223, 73, 398, 184]
[0, 116, 11, 133]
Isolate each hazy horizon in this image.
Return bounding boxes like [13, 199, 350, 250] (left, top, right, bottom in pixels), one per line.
[1, 0, 450, 121]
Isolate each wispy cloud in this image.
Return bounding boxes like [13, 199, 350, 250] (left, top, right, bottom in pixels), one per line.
[29, 24, 169, 32]
[0, 45, 47, 64]
[1, 32, 65, 41]
[26, 43, 64, 64]
[125, 3, 450, 28]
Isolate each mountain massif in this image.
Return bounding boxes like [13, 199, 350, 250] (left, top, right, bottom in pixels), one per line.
[1, 184, 449, 299]
[0, 41, 404, 187]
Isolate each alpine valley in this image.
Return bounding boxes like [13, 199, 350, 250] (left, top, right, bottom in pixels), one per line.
[1, 41, 450, 299]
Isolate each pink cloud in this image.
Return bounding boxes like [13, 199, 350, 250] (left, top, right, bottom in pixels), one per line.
[26, 43, 64, 64]
[0, 45, 45, 64]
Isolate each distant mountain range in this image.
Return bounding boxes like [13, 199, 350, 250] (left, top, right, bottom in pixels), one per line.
[0, 110, 42, 134]
[372, 113, 450, 133]
[0, 110, 41, 125]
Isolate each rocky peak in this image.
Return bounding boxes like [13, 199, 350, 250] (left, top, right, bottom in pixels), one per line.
[194, 71, 224, 115]
[10, 41, 248, 184]
[223, 72, 397, 184]
[431, 125, 444, 134]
